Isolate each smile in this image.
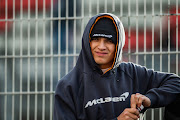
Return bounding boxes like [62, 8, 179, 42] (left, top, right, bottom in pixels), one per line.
[95, 51, 108, 56]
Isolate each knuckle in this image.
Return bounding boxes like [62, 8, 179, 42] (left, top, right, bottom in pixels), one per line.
[134, 95, 138, 99]
[131, 94, 135, 98]
[124, 108, 128, 112]
[132, 108, 137, 112]
[135, 116, 138, 120]
[124, 116, 129, 120]
[140, 96, 144, 101]
[125, 116, 129, 119]
[124, 112, 128, 116]
[123, 109, 129, 115]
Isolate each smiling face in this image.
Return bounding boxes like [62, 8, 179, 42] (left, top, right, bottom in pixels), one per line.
[90, 37, 116, 69]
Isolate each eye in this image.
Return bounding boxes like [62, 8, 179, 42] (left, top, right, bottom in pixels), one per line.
[91, 37, 99, 41]
[106, 39, 113, 43]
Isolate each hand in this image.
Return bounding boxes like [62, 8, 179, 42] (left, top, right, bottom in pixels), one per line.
[117, 108, 140, 120]
[131, 93, 151, 109]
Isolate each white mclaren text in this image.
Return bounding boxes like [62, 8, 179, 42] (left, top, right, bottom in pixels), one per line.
[85, 92, 129, 108]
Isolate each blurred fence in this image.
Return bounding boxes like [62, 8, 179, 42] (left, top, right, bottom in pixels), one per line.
[0, 0, 180, 120]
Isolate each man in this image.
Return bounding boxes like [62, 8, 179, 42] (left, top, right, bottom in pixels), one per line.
[54, 13, 180, 120]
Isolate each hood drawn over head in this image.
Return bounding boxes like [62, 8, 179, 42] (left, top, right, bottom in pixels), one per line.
[90, 17, 117, 45]
[76, 13, 125, 74]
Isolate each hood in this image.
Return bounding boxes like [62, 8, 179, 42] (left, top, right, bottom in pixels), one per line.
[76, 13, 125, 74]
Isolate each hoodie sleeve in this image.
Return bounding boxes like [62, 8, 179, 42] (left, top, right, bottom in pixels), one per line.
[132, 63, 180, 108]
[53, 80, 76, 120]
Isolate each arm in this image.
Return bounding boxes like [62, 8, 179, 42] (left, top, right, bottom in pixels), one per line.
[134, 63, 180, 108]
[145, 72, 180, 108]
[116, 63, 180, 120]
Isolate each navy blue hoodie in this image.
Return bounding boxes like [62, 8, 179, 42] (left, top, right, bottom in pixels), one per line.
[54, 13, 180, 120]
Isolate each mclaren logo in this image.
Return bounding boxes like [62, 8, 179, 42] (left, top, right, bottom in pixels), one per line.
[85, 92, 129, 108]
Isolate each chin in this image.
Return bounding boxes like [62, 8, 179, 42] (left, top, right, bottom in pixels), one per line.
[95, 60, 106, 65]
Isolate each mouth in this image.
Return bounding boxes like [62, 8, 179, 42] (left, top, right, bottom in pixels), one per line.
[95, 51, 108, 56]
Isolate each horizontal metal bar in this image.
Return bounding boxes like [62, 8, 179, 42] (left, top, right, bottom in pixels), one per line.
[21, 52, 180, 57]
[0, 16, 84, 21]
[124, 51, 180, 55]
[1, 51, 179, 59]
[0, 13, 179, 21]
[0, 91, 55, 95]
[0, 54, 79, 58]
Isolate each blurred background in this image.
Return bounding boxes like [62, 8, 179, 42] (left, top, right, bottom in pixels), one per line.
[0, 0, 179, 120]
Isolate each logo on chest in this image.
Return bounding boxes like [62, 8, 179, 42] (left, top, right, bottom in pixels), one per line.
[85, 92, 129, 108]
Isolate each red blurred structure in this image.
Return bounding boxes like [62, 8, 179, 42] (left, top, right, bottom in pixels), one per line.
[169, 6, 180, 48]
[0, 0, 52, 33]
[124, 29, 157, 51]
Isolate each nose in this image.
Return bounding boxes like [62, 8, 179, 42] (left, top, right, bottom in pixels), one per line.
[98, 38, 106, 50]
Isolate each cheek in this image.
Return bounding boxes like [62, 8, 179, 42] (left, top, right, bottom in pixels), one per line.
[90, 42, 97, 51]
[109, 45, 116, 54]
[90, 42, 96, 56]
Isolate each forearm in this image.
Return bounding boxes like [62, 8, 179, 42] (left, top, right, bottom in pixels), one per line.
[145, 77, 180, 108]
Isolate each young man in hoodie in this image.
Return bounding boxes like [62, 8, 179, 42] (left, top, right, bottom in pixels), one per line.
[53, 13, 180, 120]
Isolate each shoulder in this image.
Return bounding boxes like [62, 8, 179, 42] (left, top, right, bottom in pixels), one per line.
[117, 62, 152, 77]
[55, 67, 83, 95]
[118, 62, 147, 71]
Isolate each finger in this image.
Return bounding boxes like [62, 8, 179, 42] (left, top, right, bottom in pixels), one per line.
[140, 96, 151, 107]
[130, 94, 136, 108]
[131, 93, 142, 108]
[128, 108, 140, 119]
[135, 93, 141, 107]
[129, 108, 140, 116]
[135, 93, 151, 107]
[136, 94, 144, 107]
[128, 113, 139, 120]
[124, 108, 139, 120]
